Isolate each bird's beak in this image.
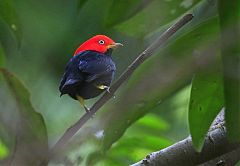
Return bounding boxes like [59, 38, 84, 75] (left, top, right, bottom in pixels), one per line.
[107, 43, 123, 49]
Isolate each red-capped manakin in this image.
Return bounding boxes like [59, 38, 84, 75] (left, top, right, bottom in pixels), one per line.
[59, 35, 122, 112]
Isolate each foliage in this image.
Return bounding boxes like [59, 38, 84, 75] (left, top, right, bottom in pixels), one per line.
[0, 44, 5, 67]
[105, 0, 153, 28]
[0, 0, 239, 165]
[0, 0, 21, 46]
[0, 139, 9, 160]
[218, 0, 240, 141]
[0, 68, 48, 165]
[189, 67, 224, 151]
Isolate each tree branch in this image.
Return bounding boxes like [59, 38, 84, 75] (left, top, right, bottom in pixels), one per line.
[131, 111, 240, 166]
[50, 14, 194, 157]
[199, 147, 240, 166]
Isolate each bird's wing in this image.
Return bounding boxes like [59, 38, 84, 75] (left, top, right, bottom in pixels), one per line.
[78, 52, 116, 82]
[59, 55, 84, 94]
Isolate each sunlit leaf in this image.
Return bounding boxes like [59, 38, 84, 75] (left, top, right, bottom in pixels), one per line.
[0, 0, 22, 45]
[105, 136, 172, 165]
[105, 0, 152, 28]
[218, 0, 240, 142]
[189, 69, 224, 151]
[0, 139, 9, 160]
[135, 114, 169, 131]
[117, 136, 172, 151]
[0, 68, 48, 165]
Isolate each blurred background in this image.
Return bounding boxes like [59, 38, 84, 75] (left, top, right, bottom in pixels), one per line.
[0, 0, 232, 165]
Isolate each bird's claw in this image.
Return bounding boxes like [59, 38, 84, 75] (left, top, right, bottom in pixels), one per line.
[106, 87, 110, 93]
[96, 85, 110, 93]
[84, 106, 90, 113]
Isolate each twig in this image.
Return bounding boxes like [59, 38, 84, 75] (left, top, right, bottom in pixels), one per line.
[50, 14, 194, 156]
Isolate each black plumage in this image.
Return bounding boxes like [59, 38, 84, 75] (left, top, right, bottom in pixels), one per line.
[59, 50, 116, 100]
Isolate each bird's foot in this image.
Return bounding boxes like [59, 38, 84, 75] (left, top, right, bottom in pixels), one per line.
[83, 106, 90, 113]
[76, 95, 92, 115]
[106, 87, 110, 93]
[96, 85, 111, 93]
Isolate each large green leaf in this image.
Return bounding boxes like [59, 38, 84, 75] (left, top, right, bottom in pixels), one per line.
[0, 0, 22, 45]
[218, 0, 240, 142]
[189, 68, 224, 151]
[135, 113, 169, 131]
[0, 68, 48, 165]
[105, 0, 153, 28]
[104, 136, 172, 165]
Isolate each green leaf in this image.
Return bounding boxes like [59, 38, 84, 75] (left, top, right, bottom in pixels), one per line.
[189, 68, 224, 151]
[0, 68, 48, 165]
[0, 44, 5, 67]
[108, 136, 172, 160]
[0, 0, 22, 45]
[135, 114, 169, 131]
[0, 139, 9, 160]
[77, 0, 88, 11]
[218, 0, 240, 142]
[105, 0, 152, 28]
[236, 161, 240, 166]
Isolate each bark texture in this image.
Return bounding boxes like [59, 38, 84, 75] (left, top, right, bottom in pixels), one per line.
[131, 111, 240, 166]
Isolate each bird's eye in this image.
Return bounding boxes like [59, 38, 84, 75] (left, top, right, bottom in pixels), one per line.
[98, 40, 105, 45]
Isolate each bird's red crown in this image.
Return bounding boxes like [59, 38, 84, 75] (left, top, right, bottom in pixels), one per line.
[74, 35, 122, 56]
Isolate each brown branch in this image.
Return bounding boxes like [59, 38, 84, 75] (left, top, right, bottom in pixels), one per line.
[131, 111, 240, 166]
[199, 147, 240, 166]
[50, 14, 194, 157]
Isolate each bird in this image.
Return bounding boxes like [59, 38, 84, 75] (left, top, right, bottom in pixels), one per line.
[59, 35, 122, 112]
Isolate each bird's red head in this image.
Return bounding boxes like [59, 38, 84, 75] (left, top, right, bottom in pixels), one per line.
[74, 35, 122, 56]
